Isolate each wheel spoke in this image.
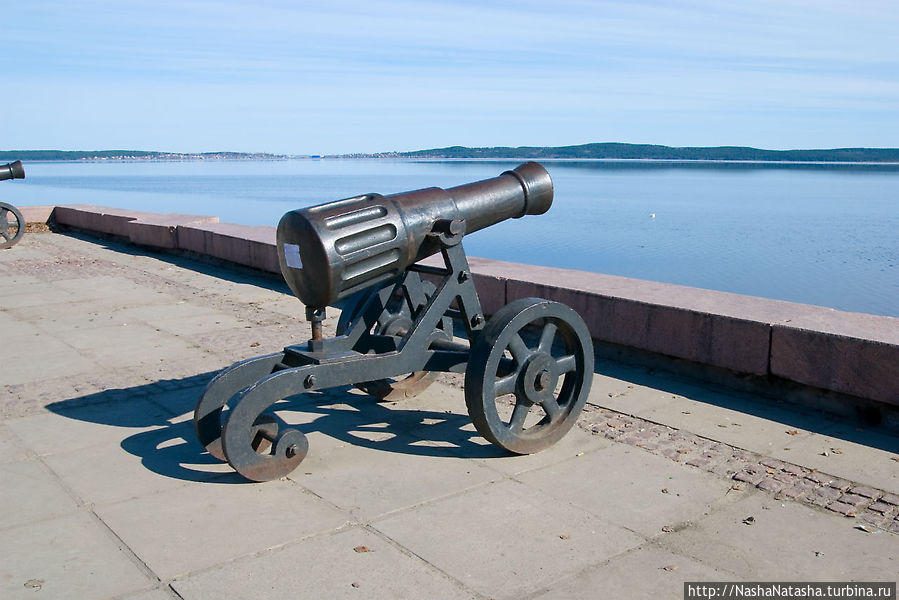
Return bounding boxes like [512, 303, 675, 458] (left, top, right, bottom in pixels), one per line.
[537, 322, 557, 354]
[507, 334, 530, 364]
[0, 230, 10, 241]
[494, 373, 517, 397]
[541, 396, 562, 422]
[555, 354, 577, 374]
[508, 401, 530, 432]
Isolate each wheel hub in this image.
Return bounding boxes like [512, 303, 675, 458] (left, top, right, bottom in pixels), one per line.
[519, 353, 557, 402]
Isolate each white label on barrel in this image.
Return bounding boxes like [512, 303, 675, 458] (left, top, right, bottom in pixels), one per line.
[283, 243, 303, 269]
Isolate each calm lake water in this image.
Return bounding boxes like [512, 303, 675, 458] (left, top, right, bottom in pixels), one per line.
[5, 159, 898, 318]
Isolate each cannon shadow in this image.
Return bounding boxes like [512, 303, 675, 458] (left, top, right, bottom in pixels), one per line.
[43, 355, 897, 487]
[45, 373, 507, 485]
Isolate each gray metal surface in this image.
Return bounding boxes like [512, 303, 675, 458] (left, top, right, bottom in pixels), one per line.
[337, 279, 452, 400]
[276, 161, 553, 309]
[0, 202, 25, 250]
[464, 298, 594, 454]
[0, 160, 24, 182]
[194, 162, 595, 481]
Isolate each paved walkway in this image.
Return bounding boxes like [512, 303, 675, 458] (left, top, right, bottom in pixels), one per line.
[1, 231, 896, 600]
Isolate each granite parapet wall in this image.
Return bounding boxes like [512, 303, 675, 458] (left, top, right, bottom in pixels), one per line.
[51, 205, 219, 249]
[32, 205, 899, 408]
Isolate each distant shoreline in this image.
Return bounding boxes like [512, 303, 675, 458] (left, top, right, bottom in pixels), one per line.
[346, 157, 899, 166]
[3, 142, 899, 163]
[351, 143, 899, 163]
[6, 157, 899, 167]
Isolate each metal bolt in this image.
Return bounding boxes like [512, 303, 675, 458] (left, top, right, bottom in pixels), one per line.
[458, 270, 469, 283]
[306, 306, 326, 342]
[470, 314, 483, 327]
[286, 444, 300, 458]
[304, 374, 316, 389]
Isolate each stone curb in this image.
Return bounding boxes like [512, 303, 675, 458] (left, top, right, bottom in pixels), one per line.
[23, 204, 899, 409]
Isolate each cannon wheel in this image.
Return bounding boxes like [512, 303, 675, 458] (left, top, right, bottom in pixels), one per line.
[464, 298, 593, 454]
[194, 352, 287, 461]
[0, 202, 25, 250]
[337, 281, 451, 401]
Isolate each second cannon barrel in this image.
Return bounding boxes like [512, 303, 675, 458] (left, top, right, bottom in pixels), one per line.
[0, 161, 25, 181]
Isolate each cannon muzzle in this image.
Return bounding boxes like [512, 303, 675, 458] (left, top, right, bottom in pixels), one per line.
[277, 161, 553, 309]
[0, 161, 24, 181]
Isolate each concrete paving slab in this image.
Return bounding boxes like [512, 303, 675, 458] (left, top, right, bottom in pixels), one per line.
[19, 295, 215, 337]
[190, 323, 306, 363]
[292, 434, 500, 521]
[142, 267, 242, 296]
[7, 397, 172, 456]
[121, 589, 178, 600]
[767, 424, 899, 494]
[94, 479, 352, 580]
[115, 300, 212, 323]
[149, 313, 250, 337]
[266, 387, 481, 460]
[589, 370, 677, 415]
[638, 393, 822, 457]
[474, 425, 612, 476]
[19, 299, 132, 332]
[59, 323, 200, 369]
[0, 281, 77, 309]
[517, 443, 743, 538]
[0, 460, 80, 529]
[52, 275, 164, 303]
[2, 348, 96, 387]
[43, 431, 198, 506]
[0, 511, 153, 600]
[143, 384, 210, 420]
[587, 360, 688, 415]
[376, 383, 613, 469]
[54, 320, 163, 350]
[656, 492, 898, 579]
[529, 545, 736, 600]
[372, 478, 645, 600]
[253, 295, 309, 321]
[192, 279, 287, 305]
[114, 419, 242, 485]
[1, 316, 44, 339]
[172, 527, 479, 600]
[377, 379, 471, 419]
[0, 244, 51, 262]
[0, 424, 29, 464]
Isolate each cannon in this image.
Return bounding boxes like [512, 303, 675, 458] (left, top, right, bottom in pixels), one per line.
[1, 160, 26, 250]
[194, 162, 594, 481]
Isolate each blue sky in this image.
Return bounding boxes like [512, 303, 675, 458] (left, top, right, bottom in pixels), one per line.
[4, 0, 898, 154]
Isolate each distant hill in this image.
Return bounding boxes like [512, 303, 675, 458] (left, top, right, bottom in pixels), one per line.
[5, 144, 899, 163]
[0, 150, 287, 161]
[373, 143, 899, 162]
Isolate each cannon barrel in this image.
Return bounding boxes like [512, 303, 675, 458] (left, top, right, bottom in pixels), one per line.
[277, 161, 553, 309]
[0, 161, 25, 181]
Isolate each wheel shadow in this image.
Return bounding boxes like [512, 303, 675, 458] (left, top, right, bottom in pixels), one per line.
[45, 373, 506, 485]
